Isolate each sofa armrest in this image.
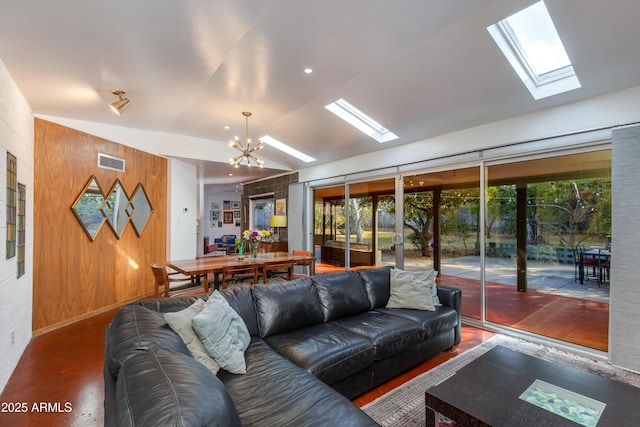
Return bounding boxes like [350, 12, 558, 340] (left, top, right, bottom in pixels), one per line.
[115, 348, 241, 427]
[436, 285, 462, 346]
[135, 295, 208, 313]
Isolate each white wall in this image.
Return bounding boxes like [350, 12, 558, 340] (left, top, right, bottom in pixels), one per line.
[167, 158, 197, 261]
[202, 186, 242, 252]
[0, 59, 34, 393]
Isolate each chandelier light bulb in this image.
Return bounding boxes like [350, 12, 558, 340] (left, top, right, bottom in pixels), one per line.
[227, 112, 265, 168]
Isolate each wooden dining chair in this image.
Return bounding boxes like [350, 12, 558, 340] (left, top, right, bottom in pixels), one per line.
[221, 264, 259, 288]
[292, 250, 315, 277]
[262, 260, 294, 283]
[150, 264, 199, 298]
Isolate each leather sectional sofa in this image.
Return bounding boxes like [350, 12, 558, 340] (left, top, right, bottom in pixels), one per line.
[103, 266, 461, 426]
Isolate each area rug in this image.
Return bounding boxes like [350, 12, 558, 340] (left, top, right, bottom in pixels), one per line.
[361, 334, 640, 426]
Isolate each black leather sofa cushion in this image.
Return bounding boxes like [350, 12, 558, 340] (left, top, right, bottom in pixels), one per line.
[375, 306, 458, 339]
[358, 266, 393, 309]
[219, 337, 378, 427]
[219, 285, 260, 336]
[312, 271, 371, 321]
[106, 305, 190, 377]
[116, 347, 241, 427]
[332, 311, 424, 360]
[252, 278, 324, 337]
[265, 322, 374, 385]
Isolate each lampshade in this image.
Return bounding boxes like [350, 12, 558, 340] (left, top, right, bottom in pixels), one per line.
[270, 215, 287, 227]
[109, 90, 130, 115]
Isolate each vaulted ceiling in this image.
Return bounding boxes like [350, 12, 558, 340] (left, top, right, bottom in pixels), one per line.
[2, 0, 640, 184]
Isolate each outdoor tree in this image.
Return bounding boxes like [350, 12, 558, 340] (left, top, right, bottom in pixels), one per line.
[380, 192, 433, 256]
[441, 188, 480, 255]
[403, 192, 435, 256]
[530, 178, 611, 248]
[348, 197, 374, 243]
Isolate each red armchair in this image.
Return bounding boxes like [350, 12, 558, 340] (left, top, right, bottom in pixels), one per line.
[204, 236, 223, 255]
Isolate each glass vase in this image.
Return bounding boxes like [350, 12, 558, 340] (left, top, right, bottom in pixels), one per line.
[250, 240, 259, 259]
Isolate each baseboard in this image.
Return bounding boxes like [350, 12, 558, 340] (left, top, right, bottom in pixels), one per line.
[31, 293, 153, 336]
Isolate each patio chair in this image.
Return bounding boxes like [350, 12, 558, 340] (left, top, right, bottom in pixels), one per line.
[573, 245, 599, 284]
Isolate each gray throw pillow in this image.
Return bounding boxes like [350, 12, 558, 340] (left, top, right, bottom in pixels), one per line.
[192, 290, 251, 374]
[164, 299, 221, 375]
[387, 268, 436, 311]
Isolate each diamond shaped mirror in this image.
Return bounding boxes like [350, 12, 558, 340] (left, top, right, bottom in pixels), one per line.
[103, 180, 131, 238]
[130, 183, 153, 236]
[71, 176, 106, 241]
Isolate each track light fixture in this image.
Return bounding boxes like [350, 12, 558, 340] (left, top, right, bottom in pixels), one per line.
[228, 112, 265, 168]
[109, 90, 130, 115]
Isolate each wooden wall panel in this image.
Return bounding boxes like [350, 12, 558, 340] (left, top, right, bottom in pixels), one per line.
[33, 119, 167, 333]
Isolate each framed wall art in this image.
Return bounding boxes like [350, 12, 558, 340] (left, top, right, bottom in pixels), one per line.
[276, 198, 287, 216]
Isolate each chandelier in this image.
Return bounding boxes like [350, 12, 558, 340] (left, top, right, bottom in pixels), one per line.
[228, 112, 264, 168]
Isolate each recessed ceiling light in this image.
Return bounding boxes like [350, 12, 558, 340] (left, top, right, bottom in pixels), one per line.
[228, 173, 233, 176]
[259, 135, 316, 163]
[304, 68, 313, 74]
[224, 125, 230, 130]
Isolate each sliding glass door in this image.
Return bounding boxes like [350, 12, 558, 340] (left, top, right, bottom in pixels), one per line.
[485, 150, 611, 350]
[401, 168, 481, 320]
[310, 147, 610, 351]
[314, 179, 395, 269]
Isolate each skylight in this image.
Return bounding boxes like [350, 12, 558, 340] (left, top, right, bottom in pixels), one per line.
[325, 98, 398, 143]
[487, 1, 580, 99]
[259, 135, 316, 163]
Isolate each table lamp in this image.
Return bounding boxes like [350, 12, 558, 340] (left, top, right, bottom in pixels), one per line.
[270, 215, 287, 241]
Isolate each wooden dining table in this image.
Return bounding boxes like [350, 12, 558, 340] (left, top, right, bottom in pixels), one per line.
[166, 251, 316, 292]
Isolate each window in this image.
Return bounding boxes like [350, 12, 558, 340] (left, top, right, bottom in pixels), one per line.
[250, 198, 274, 231]
[487, 1, 581, 99]
[6, 152, 17, 259]
[325, 98, 398, 143]
[17, 183, 26, 278]
[260, 135, 316, 163]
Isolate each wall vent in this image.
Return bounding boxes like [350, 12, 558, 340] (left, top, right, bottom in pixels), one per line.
[98, 153, 125, 172]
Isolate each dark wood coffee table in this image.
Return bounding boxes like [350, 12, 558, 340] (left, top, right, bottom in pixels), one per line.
[425, 345, 640, 426]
